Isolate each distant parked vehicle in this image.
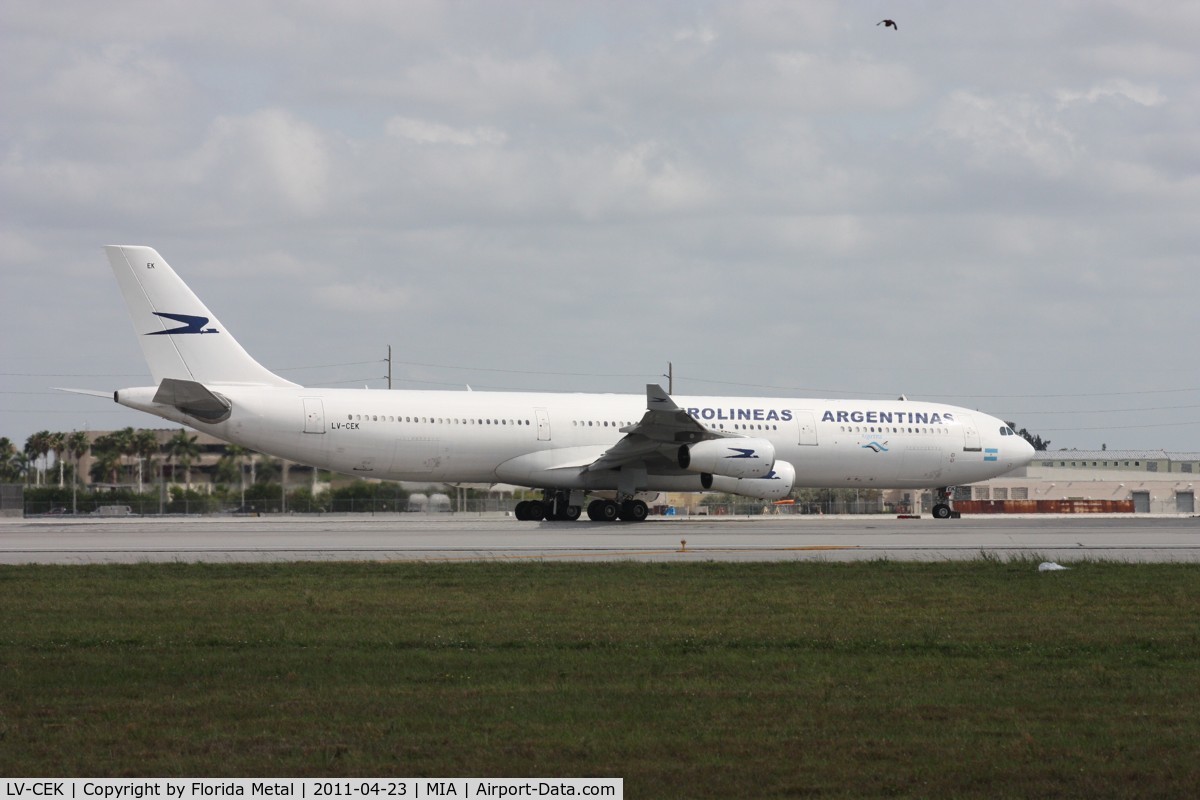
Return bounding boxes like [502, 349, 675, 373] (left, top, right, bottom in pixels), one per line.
[94, 505, 133, 516]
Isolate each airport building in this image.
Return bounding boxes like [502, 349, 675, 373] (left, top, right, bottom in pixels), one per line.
[951, 450, 1199, 514]
[72, 428, 319, 493]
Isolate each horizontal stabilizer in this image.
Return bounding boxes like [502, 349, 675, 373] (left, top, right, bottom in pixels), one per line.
[54, 387, 115, 399]
[153, 378, 232, 422]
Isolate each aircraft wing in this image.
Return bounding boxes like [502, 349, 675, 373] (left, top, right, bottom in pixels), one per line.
[582, 384, 730, 473]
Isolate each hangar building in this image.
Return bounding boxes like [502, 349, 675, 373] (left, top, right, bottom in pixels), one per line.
[955, 450, 1198, 514]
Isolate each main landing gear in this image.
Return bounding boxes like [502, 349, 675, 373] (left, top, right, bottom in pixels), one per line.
[586, 498, 647, 522]
[514, 490, 581, 521]
[932, 486, 959, 519]
[514, 490, 648, 522]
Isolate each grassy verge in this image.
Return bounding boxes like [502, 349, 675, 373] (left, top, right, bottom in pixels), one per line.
[1, 560, 1198, 797]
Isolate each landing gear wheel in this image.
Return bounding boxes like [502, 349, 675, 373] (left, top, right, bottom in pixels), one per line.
[542, 491, 581, 521]
[933, 503, 951, 519]
[619, 499, 648, 522]
[525, 500, 546, 521]
[587, 499, 620, 522]
[514, 500, 530, 521]
[549, 503, 581, 521]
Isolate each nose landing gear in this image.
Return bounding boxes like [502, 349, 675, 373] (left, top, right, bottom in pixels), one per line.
[931, 486, 960, 519]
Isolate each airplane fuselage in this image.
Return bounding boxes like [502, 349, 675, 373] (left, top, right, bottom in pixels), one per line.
[116, 384, 1029, 491]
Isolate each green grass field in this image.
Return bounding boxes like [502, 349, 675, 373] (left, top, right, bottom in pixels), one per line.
[1, 560, 1198, 797]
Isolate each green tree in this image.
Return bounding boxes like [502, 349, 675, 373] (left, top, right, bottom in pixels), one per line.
[255, 457, 281, 485]
[89, 442, 123, 485]
[329, 480, 408, 513]
[213, 452, 243, 487]
[166, 429, 200, 491]
[110, 427, 137, 486]
[133, 429, 160, 493]
[0, 437, 14, 482]
[25, 431, 52, 486]
[65, 431, 89, 486]
[47, 431, 66, 487]
[10, 451, 30, 484]
[0, 437, 22, 482]
[1006, 422, 1051, 452]
[223, 444, 248, 483]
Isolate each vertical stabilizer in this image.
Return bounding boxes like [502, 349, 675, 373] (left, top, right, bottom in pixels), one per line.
[105, 245, 298, 387]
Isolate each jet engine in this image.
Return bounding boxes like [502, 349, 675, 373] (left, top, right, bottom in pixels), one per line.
[678, 438, 776, 479]
[706, 459, 796, 501]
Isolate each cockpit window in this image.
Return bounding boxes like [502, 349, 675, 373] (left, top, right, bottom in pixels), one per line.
[999, 426, 1017, 436]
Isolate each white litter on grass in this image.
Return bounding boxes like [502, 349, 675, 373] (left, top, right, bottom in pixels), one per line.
[1038, 561, 1069, 571]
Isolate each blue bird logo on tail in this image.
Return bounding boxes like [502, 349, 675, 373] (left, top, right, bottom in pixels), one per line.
[146, 312, 219, 335]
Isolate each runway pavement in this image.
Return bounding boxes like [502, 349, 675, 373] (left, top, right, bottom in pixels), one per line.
[1, 513, 1197, 564]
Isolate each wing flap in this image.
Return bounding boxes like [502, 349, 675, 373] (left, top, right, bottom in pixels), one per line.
[583, 384, 729, 474]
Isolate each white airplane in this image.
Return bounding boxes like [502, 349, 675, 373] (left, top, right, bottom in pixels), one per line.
[92, 245, 1034, 521]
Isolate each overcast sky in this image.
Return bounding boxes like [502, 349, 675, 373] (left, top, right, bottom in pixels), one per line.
[2, 1, 1198, 456]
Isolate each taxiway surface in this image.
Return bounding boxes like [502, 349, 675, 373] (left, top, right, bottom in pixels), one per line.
[1, 514, 1197, 564]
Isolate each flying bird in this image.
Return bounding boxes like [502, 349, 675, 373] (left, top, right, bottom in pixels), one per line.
[877, 19, 897, 30]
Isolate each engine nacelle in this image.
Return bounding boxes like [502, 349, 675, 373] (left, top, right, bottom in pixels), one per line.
[707, 459, 796, 501]
[678, 438, 776, 479]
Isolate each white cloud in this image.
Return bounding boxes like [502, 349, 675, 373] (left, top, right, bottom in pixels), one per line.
[383, 53, 577, 114]
[930, 91, 1080, 176]
[673, 25, 717, 46]
[385, 117, 508, 147]
[184, 109, 331, 216]
[1056, 78, 1166, 108]
[555, 142, 716, 219]
[314, 282, 413, 314]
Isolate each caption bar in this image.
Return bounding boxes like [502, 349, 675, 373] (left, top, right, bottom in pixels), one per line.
[4, 781, 622, 800]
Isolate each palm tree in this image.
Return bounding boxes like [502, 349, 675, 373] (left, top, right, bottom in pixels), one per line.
[88, 434, 123, 485]
[133, 429, 160, 494]
[22, 434, 37, 486]
[0, 437, 16, 482]
[25, 431, 52, 486]
[222, 444, 254, 508]
[213, 450, 241, 485]
[223, 444, 248, 486]
[66, 431, 89, 467]
[65, 431, 90, 512]
[255, 457, 281, 485]
[9, 451, 30, 485]
[166, 429, 200, 491]
[89, 432, 115, 485]
[47, 432, 66, 487]
[110, 427, 136, 486]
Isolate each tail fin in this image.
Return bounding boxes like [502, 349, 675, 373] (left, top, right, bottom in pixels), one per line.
[105, 245, 297, 387]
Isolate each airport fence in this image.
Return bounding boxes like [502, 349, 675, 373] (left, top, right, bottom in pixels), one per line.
[17, 487, 912, 517]
[20, 496, 516, 517]
[20, 498, 902, 517]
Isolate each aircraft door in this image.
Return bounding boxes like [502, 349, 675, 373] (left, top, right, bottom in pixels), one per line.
[302, 398, 325, 434]
[792, 410, 819, 445]
[534, 408, 551, 441]
[958, 413, 981, 451]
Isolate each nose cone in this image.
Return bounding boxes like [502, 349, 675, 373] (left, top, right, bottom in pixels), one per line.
[1015, 435, 1036, 467]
